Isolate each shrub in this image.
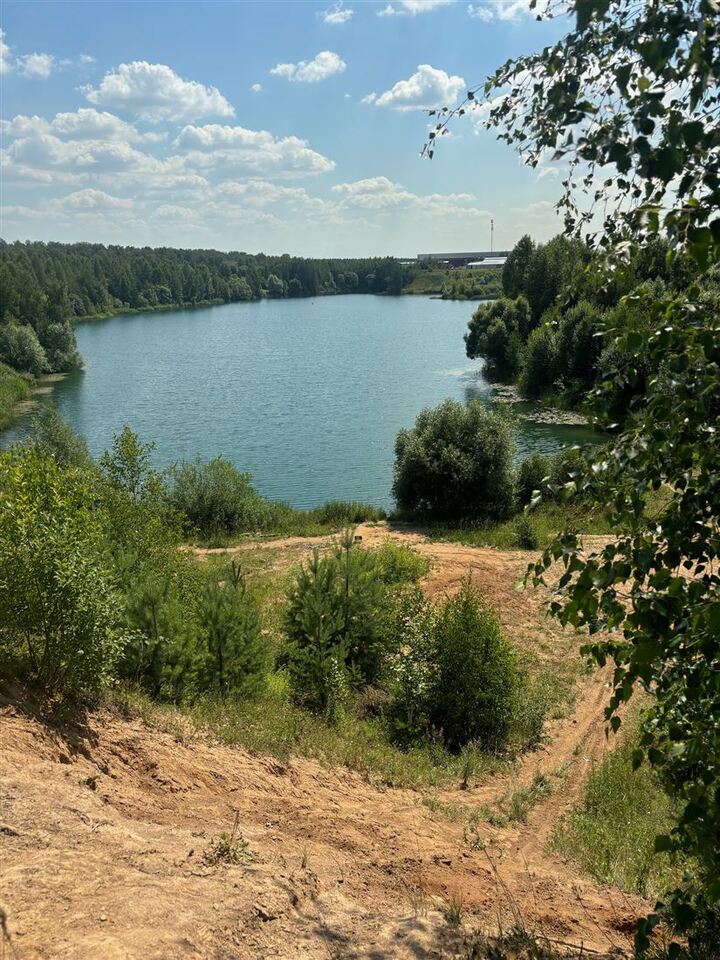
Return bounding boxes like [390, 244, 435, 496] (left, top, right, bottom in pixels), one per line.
[0, 322, 47, 376]
[100, 426, 157, 503]
[0, 449, 126, 698]
[428, 582, 522, 750]
[386, 588, 436, 745]
[29, 406, 92, 469]
[516, 452, 551, 506]
[513, 515, 538, 550]
[311, 500, 386, 526]
[520, 323, 559, 398]
[285, 533, 392, 715]
[167, 457, 269, 537]
[193, 562, 268, 699]
[372, 540, 430, 585]
[393, 399, 516, 521]
[284, 550, 349, 719]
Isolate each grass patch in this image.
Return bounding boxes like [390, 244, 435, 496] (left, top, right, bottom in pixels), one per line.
[0, 363, 32, 431]
[110, 681, 511, 790]
[427, 501, 615, 551]
[190, 500, 386, 547]
[499, 773, 553, 824]
[551, 732, 687, 899]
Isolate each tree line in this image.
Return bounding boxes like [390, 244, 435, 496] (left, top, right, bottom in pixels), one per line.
[465, 233, 701, 410]
[0, 240, 412, 377]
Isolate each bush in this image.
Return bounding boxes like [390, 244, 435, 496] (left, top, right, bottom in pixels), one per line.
[428, 582, 522, 750]
[371, 540, 430, 585]
[520, 323, 559, 398]
[513, 515, 538, 550]
[193, 562, 268, 699]
[516, 452, 551, 506]
[0, 322, 47, 376]
[29, 406, 92, 469]
[386, 588, 437, 744]
[167, 457, 270, 537]
[311, 500, 386, 526]
[0, 449, 126, 698]
[284, 550, 349, 719]
[285, 533, 391, 716]
[393, 399, 516, 521]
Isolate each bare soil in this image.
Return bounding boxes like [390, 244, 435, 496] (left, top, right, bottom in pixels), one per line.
[0, 525, 644, 959]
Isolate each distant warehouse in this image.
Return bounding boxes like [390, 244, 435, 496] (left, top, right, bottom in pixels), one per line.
[417, 250, 510, 268]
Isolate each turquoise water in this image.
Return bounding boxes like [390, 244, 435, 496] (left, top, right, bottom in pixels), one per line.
[3, 296, 599, 509]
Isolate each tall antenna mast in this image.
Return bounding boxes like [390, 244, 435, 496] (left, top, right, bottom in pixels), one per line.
[490, 218, 494, 253]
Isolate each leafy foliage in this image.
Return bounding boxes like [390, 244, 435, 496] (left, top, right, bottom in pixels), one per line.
[429, 581, 522, 750]
[28, 405, 92, 469]
[194, 562, 268, 699]
[465, 297, 529, 377]
[425, 0, 720, 942]
[393, 399, 515, 521]
[285, 532, 394, 716]
[0, 449, 126, 698]
[166, 457, 271, 537]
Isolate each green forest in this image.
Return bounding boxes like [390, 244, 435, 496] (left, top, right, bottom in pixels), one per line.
[464, 232, 711, 410]
[0, 240, 413, 378]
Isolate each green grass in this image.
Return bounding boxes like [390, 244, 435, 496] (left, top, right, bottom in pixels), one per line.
[0, 363, 32, 431]
[427, 501, 616, 551]
[109, 681, 511, 790]
[551, 732, 687, 899]
[190, 500, 386, 547]
[499, 773, 553, 824]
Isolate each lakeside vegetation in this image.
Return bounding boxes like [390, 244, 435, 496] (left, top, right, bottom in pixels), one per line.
[0, 413, 573, 796]
[0, 362, 32, 431]
[465, 233, 708, 410]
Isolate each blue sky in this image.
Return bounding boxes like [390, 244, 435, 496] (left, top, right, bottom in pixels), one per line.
[1, 0, 569, 256]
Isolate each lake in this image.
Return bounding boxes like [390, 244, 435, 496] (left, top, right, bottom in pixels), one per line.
[3, 295, 599, 510]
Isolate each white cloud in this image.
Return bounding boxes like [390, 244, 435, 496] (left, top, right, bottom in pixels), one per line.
[322, 2, 354, 23]
[331, 176, 488, 220]
[468, 0, 533, 20]
[379, 0, 454, 12]
[0, 30, 12, 74]
[19, 52, 55, 78]
[5, 132, 170, 180]
[399, 0, 455, 10]
[3, 189, 136, 220]
[1, 32, 57, 78]
[251, 82, 263, 93]
[79, 53, 96, 65]
[270, 51, 346, 83]
[82, 61, 235, 122]
[367, 64, 465, 111]
[1, 108, 163, 143]
[173, 124, 335, 177]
